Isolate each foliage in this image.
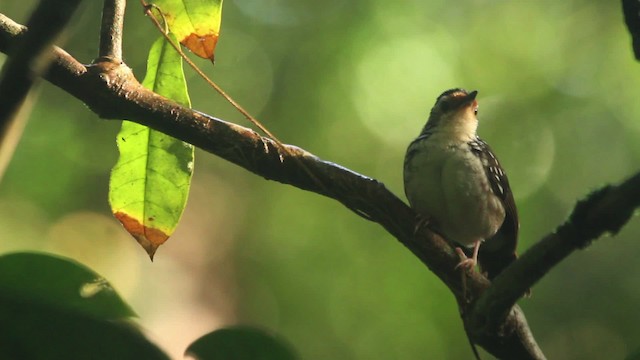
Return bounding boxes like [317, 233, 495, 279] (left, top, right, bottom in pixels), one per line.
[110, 33, 194, 259]
[0, 252, 294, 359]
[1, 0, 640, 359]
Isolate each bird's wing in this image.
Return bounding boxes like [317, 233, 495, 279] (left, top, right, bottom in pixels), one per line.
[469, 138, 520, 279]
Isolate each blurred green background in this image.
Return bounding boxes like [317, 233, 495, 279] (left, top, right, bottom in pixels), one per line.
[1, 0, 640, 359]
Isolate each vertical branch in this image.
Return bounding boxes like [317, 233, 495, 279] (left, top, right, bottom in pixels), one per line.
[623, 0, 640, 60]
[0, 0, 83, 123]
[0, 0, 83, 181]
[99, 0, 126, 61]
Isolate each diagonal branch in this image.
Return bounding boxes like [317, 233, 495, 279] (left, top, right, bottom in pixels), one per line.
[0, 12, 545, 358]
[3, 12, 638, 359]
[471, 172, 640, 332]
[0, 13, 474, 298]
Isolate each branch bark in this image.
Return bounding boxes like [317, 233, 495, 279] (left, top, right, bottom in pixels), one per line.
[99, 0, 126, 61]
[471, 172, 640, 333]
[623, 0, 640, 60]
[2, 11, 640, 359]
[0, 0, 83, 130]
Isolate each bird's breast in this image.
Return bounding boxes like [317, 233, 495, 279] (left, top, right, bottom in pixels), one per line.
[404, 138, 505, 246]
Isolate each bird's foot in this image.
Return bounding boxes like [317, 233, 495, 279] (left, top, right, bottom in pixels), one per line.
[455, 247, 478, 272]
[455, 246, 480, 303]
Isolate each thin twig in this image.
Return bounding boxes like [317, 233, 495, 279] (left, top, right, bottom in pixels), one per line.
[99, 0, 126, 61]
[138, 0, 278, 143]
[136, 2, 374, 220]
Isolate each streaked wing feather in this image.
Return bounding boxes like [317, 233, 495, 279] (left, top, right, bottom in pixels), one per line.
[468, 138, 520, 279]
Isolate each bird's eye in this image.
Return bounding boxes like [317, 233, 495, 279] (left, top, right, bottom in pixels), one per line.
[440, 101, 450, 112]
[473, 107, 478, 116]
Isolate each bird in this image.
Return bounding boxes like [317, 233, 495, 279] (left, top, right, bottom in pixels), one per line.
[403, 88, 519, 280]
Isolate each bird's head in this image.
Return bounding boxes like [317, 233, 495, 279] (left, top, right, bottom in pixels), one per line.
[421, 88, 479, 140]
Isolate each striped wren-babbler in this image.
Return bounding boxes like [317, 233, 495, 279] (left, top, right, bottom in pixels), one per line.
[403, 89, 519, 279]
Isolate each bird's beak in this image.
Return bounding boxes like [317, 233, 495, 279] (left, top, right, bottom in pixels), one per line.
[465, 90, 478, 103]
[453, 90, 478, 109]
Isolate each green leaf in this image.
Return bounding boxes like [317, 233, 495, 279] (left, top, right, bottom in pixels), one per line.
[149, 0, 224, 60]
[109, 34, 194, 259]
[185, 326, 299, 360]
[626, 348, 640, 360]
[0, 292, 169, 360]
[0, 252, 135, 320]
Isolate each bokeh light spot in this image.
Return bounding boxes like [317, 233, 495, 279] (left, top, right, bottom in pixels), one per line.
[352, 34, 459, 146]
[45, 211, 142, 297]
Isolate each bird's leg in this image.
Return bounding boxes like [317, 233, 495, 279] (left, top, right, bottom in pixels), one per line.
[456, 241, 480, 302]
[455, 240, 481, 272]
